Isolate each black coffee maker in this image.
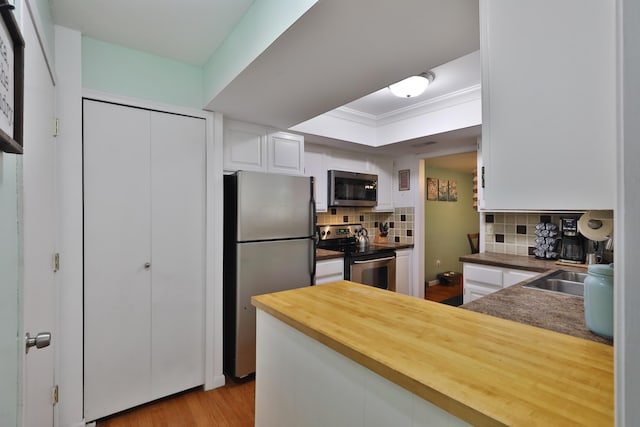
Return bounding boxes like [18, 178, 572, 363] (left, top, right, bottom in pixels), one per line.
[559, 217, 585, 263]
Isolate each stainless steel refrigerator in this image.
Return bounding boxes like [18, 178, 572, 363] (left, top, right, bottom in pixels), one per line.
[223, 171, 316, 378]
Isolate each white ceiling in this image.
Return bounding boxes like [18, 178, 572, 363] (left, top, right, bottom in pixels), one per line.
[51, 0, 254, 66]
[343, 50, 481, 117]
[205, 0, 480, 130]
[50, 0, 480, 166]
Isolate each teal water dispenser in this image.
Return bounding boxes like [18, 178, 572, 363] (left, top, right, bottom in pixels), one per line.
[584, 263, 614, 338]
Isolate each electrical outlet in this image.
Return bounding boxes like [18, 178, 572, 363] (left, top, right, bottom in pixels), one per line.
[436, 259, 441, 268]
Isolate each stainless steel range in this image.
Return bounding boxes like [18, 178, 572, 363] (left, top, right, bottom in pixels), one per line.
[317, 224, 396, 291]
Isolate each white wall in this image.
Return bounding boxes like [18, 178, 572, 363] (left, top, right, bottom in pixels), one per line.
[393, 156, 424, 297]
[0, 153, 21, 427]
[54, 25, 84, 427]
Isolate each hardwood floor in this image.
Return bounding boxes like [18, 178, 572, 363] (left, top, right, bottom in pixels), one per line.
[425, 282, 463, 303]
[97, 378, 255, 427]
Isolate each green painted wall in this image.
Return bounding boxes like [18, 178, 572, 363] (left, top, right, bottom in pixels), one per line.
[424, 167, 479, 281]
[82, 37, 204, 108]
[80, 1, 316, 109]
[203, 0, 317, 103]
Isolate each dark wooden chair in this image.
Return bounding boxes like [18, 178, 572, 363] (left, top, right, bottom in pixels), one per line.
[467, 233, 480, 254]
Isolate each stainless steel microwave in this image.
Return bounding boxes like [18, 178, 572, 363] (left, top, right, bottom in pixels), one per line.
[328, 170, 377, 207]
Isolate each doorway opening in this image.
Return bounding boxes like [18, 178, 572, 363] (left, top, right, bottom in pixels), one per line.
[423, 151, 479, 306]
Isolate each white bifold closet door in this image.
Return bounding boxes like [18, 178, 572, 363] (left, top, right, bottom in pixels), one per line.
[83, 99, 205, 421]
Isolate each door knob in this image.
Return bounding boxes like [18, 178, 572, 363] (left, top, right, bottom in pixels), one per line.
[144, 262, 151, 269]
[25, 332, 51, 353]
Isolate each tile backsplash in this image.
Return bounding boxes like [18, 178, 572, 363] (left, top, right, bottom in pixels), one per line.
[316, 207, 414, 245]
[484, 212, 580, 256]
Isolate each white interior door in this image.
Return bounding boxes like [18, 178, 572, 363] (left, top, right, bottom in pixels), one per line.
[0, 154, 22, 427]
[83, 100, 152, 421]
[21, 5, 57, 427]
[150, 112, 205, 398]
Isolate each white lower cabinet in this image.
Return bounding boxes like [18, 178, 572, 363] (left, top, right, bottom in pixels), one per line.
[395, 248, 413, 296]
[316, 258, 344, 284]
[83, 100, 205, 421]
[463, 283, 496, 303]
[462, 263, 536, 304]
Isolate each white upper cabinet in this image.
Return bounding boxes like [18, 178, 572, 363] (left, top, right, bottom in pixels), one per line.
[224, 119, 304, 175]
[372, 157, 393, 212]
[267, 131, 305, 175]
[304, 144, 395, 212]
[304, 146, 328, 212]
[479, 0, 615, 210]
[224, 120, 266, 172]
[327, 149, 371, 174]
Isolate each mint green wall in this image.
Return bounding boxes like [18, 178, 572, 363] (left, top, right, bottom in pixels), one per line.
[424, 167, 479, 281]
[204, 0, 317, 103]
[79, 0, 317, 108]
[82, 37, 204, 108]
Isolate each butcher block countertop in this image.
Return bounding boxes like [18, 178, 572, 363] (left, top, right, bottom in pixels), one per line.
[252, 281, 613, 427]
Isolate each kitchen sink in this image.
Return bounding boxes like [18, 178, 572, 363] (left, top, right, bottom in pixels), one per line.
[551, 271, 588, 283]
[523, 270, 585, 297]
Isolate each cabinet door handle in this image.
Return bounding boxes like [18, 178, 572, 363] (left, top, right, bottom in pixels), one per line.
[144, 262, 151, 269]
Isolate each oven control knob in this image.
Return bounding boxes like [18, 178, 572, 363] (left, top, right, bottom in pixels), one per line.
[326, 231, 331, 236]
[321, 231, 326, 236]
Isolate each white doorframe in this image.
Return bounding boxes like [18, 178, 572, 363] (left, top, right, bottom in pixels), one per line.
[20, 1, 58, 425]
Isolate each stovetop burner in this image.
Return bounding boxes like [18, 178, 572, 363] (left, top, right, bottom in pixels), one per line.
[316, 224, 395, 258]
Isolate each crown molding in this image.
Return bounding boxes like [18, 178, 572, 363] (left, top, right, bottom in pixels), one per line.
[330, 84, 481, 129]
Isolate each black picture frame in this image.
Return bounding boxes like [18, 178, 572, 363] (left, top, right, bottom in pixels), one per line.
[0, 1, 24, 154]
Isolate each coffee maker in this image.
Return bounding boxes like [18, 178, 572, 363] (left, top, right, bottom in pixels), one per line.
[559, 217, 585, 263]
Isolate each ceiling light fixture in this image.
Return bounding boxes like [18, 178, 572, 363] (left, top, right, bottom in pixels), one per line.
[388, 71, 435, 98]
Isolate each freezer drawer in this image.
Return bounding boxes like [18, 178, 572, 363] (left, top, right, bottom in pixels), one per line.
[231, 238, 314, 378]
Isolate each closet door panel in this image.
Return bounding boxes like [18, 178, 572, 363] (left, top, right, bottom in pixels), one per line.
[83, 100, 152, 421]
[150, 112, 206, 397]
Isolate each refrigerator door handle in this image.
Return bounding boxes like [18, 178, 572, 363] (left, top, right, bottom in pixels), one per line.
[309, 177, 316, 237]
[310, 237, 317, 284]
[310, 177, 317, 285]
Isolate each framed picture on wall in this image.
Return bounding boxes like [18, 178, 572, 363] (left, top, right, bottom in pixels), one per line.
[426, 177, 438, 201]
[0, 1, 24, 155]
[398, 169, 410, 191]
[448, 180, 458, 202]
[438, 180, 449, 201]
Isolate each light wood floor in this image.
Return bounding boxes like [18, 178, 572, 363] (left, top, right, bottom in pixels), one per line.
[97, 378, 255, 427]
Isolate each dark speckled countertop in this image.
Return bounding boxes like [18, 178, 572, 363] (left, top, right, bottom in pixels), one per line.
[316, 243, 413, 261]
[459, 253, 613, 346]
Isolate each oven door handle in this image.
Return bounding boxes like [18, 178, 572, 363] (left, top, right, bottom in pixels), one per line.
[353, 256, 395, 264]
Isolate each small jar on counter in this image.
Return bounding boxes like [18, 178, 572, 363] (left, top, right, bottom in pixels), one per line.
[584, 263, 614, 339]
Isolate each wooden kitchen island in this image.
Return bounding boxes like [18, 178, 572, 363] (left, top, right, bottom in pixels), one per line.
[251, 281, 613, 427]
